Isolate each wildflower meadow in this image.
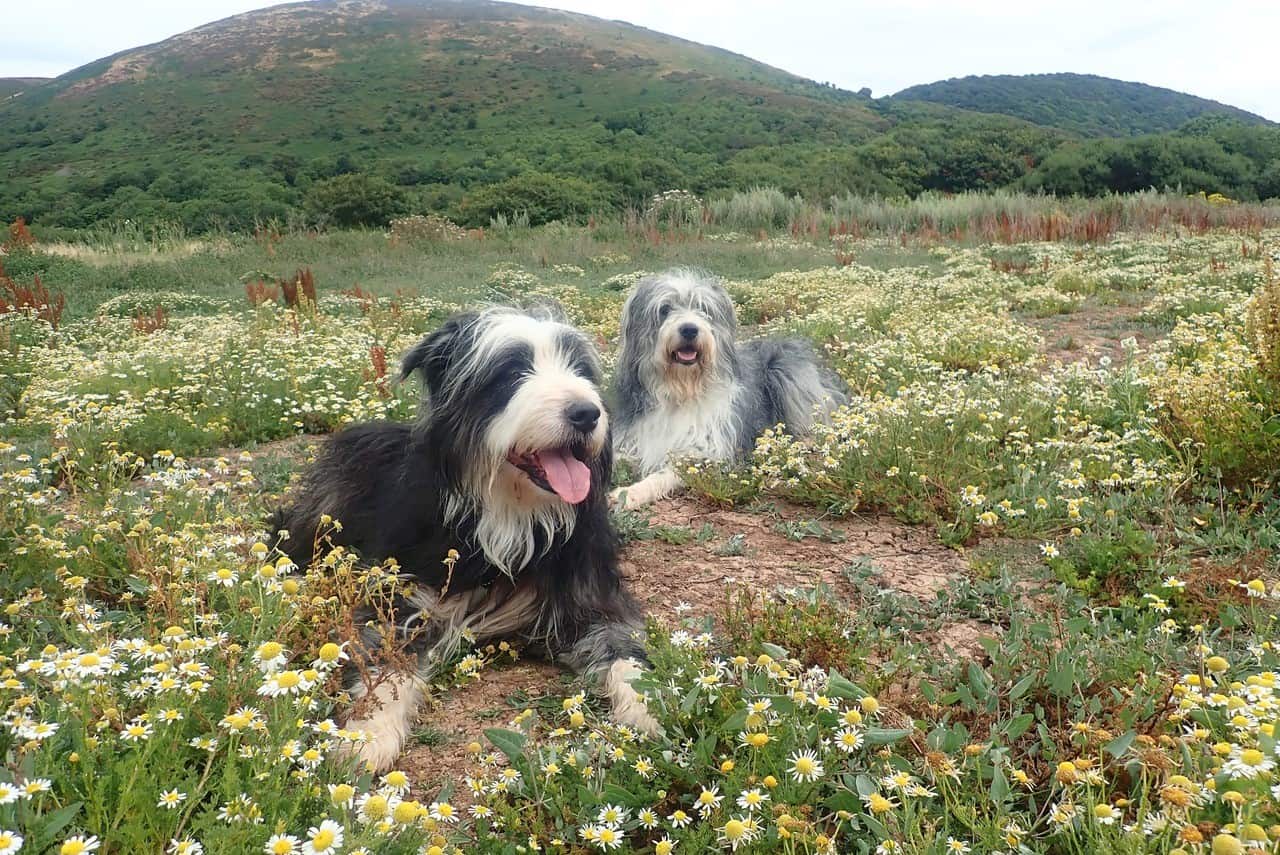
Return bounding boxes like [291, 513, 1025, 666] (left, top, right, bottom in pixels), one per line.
[1, 195, 1278, 853]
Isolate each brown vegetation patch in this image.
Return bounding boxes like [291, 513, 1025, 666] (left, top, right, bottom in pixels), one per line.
[1038, 304, 1149, 366]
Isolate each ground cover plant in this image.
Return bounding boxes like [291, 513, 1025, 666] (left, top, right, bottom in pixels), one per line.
[1, 196, 1278, 853]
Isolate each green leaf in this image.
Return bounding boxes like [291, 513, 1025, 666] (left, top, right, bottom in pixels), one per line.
[989, 762, 1010, 804]
[761, 642, 791, 660]
[864, 728, 912, 747]
[1001, 713, 1035, 742]
[720, 708, 749, 733]
[1008, 673, 1037, 700]
[483, 727, 527, 763]
[824, 790, 863, 813]
[826, 669, 867, 700]
[693, 731, 719, 768]
[1104, 730, 1137, 759]
[679, 684, 702, 716]
[968, 662, 994, 701]
[861, 812, 890, 838]
[602, 783, 639, 806]
[31, 801, 83, 849]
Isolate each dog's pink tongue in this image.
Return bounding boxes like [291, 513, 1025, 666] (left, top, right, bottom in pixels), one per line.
[536, 448, 592, 504]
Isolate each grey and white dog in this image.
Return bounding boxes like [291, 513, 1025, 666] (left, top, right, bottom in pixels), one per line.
[611, 269, 847, 507]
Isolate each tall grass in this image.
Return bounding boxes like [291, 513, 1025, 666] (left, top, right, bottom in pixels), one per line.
[703, 187, 1280, 242]
[706, 186, 807, 230]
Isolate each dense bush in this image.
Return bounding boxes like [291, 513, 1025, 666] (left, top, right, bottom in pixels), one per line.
[456, 171, 612, 227]
[304, 173, 409, 228]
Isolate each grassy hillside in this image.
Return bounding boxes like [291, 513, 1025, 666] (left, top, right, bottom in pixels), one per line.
[892, 72, 1272, 137]
[0, 0, 900, 226]
[0, 77, 50, 99]
[2, 3, 1277, 231]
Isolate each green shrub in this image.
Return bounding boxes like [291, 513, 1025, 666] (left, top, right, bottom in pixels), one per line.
[304, 173, 408, 228]
[457, 172, 611, 227]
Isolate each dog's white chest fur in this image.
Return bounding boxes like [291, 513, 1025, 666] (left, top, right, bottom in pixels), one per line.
[618, 381, 740, 474]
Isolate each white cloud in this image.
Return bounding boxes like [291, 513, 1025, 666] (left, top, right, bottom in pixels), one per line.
[2, 0, 1276, 119]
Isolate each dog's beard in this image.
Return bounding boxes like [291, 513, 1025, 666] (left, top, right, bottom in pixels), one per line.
[447, 390, 606, 576]
[652, 322, 719, 404]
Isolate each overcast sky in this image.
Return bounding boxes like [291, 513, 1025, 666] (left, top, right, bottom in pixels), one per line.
[3, 0, 1277, 120]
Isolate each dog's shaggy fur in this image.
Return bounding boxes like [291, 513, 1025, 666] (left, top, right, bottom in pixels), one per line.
[612, 269, 847, 507]
[270, 308, 656, 772]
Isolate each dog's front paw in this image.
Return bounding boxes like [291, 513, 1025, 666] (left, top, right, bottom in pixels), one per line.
[339, 673, 420, 773]
[612, 698, 662, 738]
[605, 658, 662, 738]
[609, 486, 631, 510]
[341, 723, 407, 774]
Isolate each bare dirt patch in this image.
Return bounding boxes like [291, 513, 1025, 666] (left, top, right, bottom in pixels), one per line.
[621, 496, 966, 619]
[1036, 303, 1150, 366]
[400, 660, 565, 800]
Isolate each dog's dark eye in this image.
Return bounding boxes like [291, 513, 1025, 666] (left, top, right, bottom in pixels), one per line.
[479, 346, 533, 397]
[570, 358, 598, 382]
[658, 304, 672, 320]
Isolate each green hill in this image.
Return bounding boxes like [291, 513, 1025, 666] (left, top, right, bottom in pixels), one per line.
[891, 73, 1272, 137]
[1, 3, 1277, 230]
[0, 0, 905, 228]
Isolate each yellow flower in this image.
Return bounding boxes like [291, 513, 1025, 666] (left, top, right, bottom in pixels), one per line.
[1211, 833, 1244, 855]
[865, 793, 894, 814]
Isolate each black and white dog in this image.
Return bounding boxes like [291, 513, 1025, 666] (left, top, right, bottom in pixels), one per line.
[612, 269, 847, 508]
[270, 308, 656, 772]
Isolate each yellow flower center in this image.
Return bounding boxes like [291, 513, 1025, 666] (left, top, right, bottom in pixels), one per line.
[311, 830, 334, 848]
[723, 820, 745, 840]
[1241, 748, 1265, 767]
[276, 671, 301, 689]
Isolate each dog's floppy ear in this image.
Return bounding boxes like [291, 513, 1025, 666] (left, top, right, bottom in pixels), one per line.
[401, 311, 477, 399]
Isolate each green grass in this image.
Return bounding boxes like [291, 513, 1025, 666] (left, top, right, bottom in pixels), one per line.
[5, 227, 871, 320]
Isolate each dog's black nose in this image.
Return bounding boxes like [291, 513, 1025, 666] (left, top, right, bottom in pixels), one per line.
[565, 401, 601, 433]
[678, 323, 699, 341]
